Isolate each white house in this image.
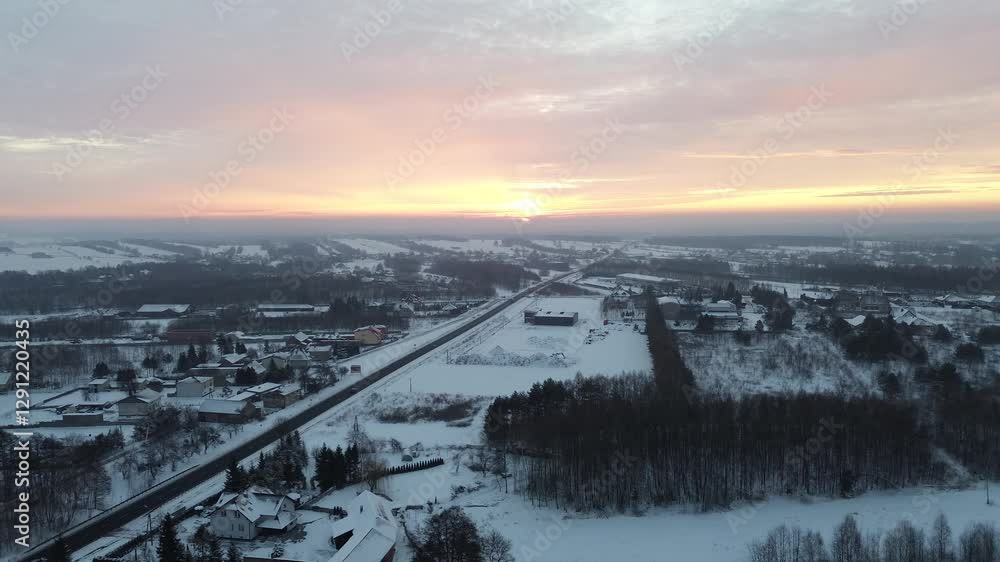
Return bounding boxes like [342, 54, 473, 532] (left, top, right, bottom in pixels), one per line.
[330, 491, 398, 562]
[175, 376, 215, 398]
[116, 389, 162, 417]
[211, 487, 299, 540]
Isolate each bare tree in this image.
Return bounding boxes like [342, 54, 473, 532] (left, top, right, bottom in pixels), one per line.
[480, 528, 514, 562]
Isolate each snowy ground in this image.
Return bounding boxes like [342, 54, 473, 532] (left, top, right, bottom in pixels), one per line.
[0, 243, 164, 273]
[332, 238, 411, 255]
[678, 331, 879, 397]
[382, 296, 651, 396]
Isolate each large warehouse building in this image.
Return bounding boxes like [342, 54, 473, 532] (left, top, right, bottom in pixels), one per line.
[526, 310, 579, 327]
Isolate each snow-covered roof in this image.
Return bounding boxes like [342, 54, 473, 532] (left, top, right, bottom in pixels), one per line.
[278, 383, 302, 396]
[330, 491, 398, 562]
[801, 290, 834, 300]
[657, 296, 682, 305]
[893, 308, 935, 326]
[245, 382, 282, 395]
[200, 399, 252, 414]
[0, 372, 11, 385]
[179, 376, 213, 385]
[846, 315, 867, 327]
[707, 301, 737, 312]
[220, 353, 248, 364]
[214, 488, 297, 529]
[117, 389, 161, 404]
[89, 378, 109, 385]
[536, 310, 578, 319]
[137, 304, 191, 314]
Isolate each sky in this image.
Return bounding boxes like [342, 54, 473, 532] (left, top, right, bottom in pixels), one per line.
[1, 0, 999, 232]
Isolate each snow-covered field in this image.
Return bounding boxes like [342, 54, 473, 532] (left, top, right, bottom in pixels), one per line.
[0, 243, 161, 273]
[382, 296, 651, 396]
[333, 238, 411, 255]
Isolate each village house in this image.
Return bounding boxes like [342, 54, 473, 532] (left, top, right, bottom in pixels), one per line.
[330, 491, 398, 562]
[116, 389, 162, 417]
[933, 294, 976, 309]
[0, 372, 12, 394]
[257, 354, 289, 372]
[211, 487, 299, 540]
[977, 295, 999, 311]
[893, 308, 937, 334]
[287, 348, 311, 369]
[198, 398, 258, 423]
[244, 382, 282, 399]
[703, 300, 742, 330]
[354, 325, 388, 345]
[308, 344, 333, 362]
[263, 384, 303, 410]
[175, 376, 215, 398]
[220, 353, 251, 367]
[286, 331, 312, 348]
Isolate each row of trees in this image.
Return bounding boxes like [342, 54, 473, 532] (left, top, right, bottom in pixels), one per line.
[313, 443, 363, 491]
[743, 262, 1000, 292]
[748, 513, 1000, 562]
[485, 376, 941, 512]
[0, 431, 124, 551]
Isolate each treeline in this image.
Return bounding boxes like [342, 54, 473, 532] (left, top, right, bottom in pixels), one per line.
[743, 262, 1000, 292]
[484, 376, 940, 512]
[749, 513, 1000, 562]
[429, 258, 540, 293]
[0, 259, 400, 314]
[169, 296, 409, 335]
[921, 363, 1000, 480]
[0, 430, 124, 550]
